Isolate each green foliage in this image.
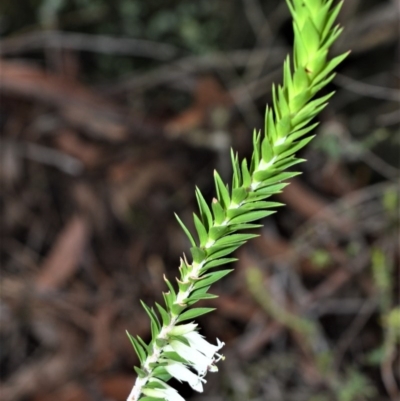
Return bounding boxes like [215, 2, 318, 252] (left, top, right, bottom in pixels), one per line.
[127, 1, 349, 399]
[336, 369, 377, 401]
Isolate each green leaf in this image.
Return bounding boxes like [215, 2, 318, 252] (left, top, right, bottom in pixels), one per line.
[152, 366, 171, 382]
[134, 366, 148, 378]
[169, 334, 190, 346]
[241, 158, 251, 187]
[290, 89, 310, 112]
[163, 276, 177, 299]
[283, 56, 294, 96]
[293, 67, 309, 95]
[312, 4, 329, 33]
[276, 115, 292, 139]
[321, 0, 343, 40]
[187, 292, 218, 305]
[190, 246, 207, 264]
[175, 213, 196, 247]
[206, 243, 243, 260]
[273, 156, 305, 171]
[155, 302, 170, 326]
[293, 22, 309, 66]
[137, 335, 152, 354]
[307, 49, 327, 78]
[145, 380, 166, 389]
[261, 136, 274, 163]
[231, 149, 241, 189]
[277, 136, 315, 160]
[190, 292, 218, 301]
[203, 257, 238, 270]
[288, 122, 319, 142]
[229, 210, 275, 225]
[193, 213, 208, 247]
[208, 225, 232, 241]
[155, 338, 168, 348]
[191, 285, 211, 296]
[261, 171, 301, 186]
[313, 51, 349, 85]
[211, 198, 225, 225]
[126, 331, 146, 364]
[265, 107, 277, 143]
[163, 291, 173, 311]
[177, 307, 216, 323]
[226, 206, 256, 219]
[195, 187, 213, 231]
[214, 233, 259, 247]
[301, 17, 320, 56]
[253, 183, 288, 196]
[193, 269, 233, 290]
[141, 301, 161, 338]
[214, 170, 231, 209]
[163, 351, 189, 364]
[277, 85, 291, 118]
[251, 129, 261, 169]
[229, 222, 263, 231]
[231, 187, 248, 205]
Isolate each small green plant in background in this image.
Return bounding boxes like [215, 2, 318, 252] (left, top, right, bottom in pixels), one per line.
[126, 1, 349, 400]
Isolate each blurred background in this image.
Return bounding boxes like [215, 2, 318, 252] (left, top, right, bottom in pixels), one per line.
[0, 0, 399, 400]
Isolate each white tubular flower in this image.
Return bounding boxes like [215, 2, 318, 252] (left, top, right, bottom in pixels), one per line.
[165, 361, 206, 392]
[142, 379, 185, 401]
[184, 331, 224, 359]
[164, 331, 225, 376]
[165, 341, 211, 375]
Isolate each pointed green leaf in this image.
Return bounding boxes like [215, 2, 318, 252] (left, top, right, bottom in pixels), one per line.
[261, 136, 274, 163]
[277, 136, 315, 160]
[155, 302, 170, 326]
[193, 213, 208, 247]
[193, 269, 233, 290]
[206, 243, 243, 260]
[190, 246, 207, 264]
[126, 331, 146, 364]
[175, 213, 196, 247]
[231, 149, 241, 189]
[322, 0, 343, 40]
[203, 257, 237, 270]
[214, 233, 259, 247]
[231, 187, 248, 205]
[208, 225, 232, 241]
[134, 366, 148, 378]
[241, 159, 251, 187]
[195, 187, 213, 231]
[176, 307, 216, 323]
[211, 198, 225, 225]
[164, 276, 177, 299]
[229, 210, 275, 225]
[214, 170, 230, 209]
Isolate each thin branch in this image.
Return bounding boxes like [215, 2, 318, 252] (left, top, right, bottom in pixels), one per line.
[335, 73, 400, 102]
[0, 31, 180, 60]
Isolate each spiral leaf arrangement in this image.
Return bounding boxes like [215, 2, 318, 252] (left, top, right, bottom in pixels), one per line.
[127, 1, 349, 400]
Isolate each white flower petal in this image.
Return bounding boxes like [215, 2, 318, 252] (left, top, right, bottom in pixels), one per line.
[166, 362, 205, 392]
[170, 340, 211, 375]
[184, 331, 225, 358]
